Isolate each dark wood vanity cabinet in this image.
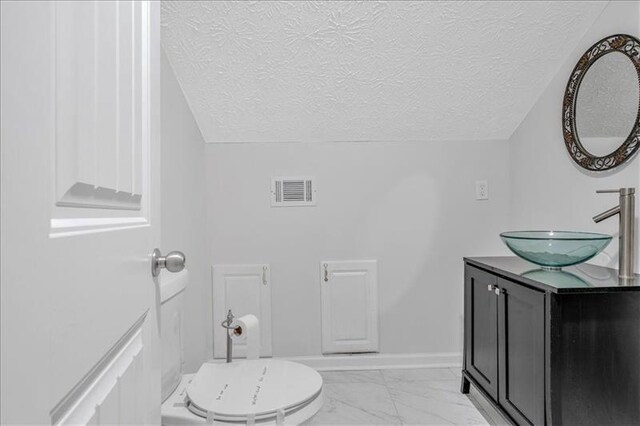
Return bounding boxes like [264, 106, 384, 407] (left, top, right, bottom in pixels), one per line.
[496, 276, 545, 426]
[463, 266, 499, 400]
[464, 265, 544, 425]
[462, 257, 640, 426]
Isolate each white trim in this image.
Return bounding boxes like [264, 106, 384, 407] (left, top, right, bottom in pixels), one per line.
[159, 269, 189, 303]
[282, 352, 461, 371]
[49, 216, 149, 237]
[51, 313, 147, 425]
[56, 183, 142, 211]
[207, 352, 462, 371]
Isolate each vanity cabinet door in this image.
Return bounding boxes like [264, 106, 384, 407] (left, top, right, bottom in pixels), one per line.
[497, 278, 545, 426]
[464, 265, 498, 400]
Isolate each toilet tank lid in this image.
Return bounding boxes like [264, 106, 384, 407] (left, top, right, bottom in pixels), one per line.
[160, 269, 189, 303]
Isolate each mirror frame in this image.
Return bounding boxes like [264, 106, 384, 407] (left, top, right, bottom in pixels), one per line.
[563, 34, 640, 172]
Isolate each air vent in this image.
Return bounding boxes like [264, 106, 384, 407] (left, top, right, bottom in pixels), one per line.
[271, 177, 316, 207]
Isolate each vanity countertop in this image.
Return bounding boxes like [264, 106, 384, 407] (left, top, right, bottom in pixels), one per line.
[464, 256, 640, 294]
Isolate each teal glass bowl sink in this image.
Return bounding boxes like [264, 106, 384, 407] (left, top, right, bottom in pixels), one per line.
[520, 269, 592, 288]
[500, 231, 612, 270]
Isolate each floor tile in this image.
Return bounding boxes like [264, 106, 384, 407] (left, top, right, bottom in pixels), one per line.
[382, 368, 457, 382]
[449, 367, 463, 378]
[387, 379, 490, 425]
[308, 382, 402, 425]
[320, 370, 385, 385]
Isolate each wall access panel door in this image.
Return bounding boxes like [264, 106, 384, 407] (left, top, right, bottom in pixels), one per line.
[320, 260, 379, 354]
[212, 264, 272, 358]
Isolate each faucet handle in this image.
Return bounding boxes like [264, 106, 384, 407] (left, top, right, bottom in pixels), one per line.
[596, 188, 635, 195]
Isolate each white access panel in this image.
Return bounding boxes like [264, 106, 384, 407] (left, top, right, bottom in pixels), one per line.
[320, 260, 379, 354]
[212, 264, 272, 358]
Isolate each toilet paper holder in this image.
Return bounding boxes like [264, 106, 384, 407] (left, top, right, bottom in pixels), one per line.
[221, 309, 241, 363]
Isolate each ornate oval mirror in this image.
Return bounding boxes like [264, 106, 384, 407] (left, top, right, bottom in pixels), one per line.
[563, 34, 640, 171]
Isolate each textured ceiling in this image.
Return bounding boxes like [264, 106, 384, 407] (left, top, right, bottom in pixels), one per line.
[161, 1, 607, 143]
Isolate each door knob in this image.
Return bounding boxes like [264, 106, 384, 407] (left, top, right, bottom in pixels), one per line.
[151, 248, 186, 277]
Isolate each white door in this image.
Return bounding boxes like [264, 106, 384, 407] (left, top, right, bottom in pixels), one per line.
[1, 1, 161, 424]
[212, 264, 273, 359]
[320, 260, 379, 354]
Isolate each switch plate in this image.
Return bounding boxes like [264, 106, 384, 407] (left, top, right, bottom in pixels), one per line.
[476, 180, 489, 200]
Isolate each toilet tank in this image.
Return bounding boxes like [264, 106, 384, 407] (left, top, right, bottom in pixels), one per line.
[159, 269, 189, 402]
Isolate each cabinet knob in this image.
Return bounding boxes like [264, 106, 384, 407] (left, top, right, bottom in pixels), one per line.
[487, 284, 497, 292]
[495, 287, 506, 295]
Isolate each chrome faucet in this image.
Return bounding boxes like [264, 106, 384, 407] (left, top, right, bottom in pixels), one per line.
[593, 188, 635, 279]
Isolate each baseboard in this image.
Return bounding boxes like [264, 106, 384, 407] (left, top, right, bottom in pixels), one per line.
[278, 352, 462, 371]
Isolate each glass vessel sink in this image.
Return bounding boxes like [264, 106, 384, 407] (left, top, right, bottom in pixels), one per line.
[500, 231, 612, 270]
[520, 269, 592, 288]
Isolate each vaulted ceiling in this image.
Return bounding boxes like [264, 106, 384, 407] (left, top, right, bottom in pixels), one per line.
[161, 1, 606, 143]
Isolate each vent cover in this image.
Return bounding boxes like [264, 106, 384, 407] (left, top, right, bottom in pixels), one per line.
[271, 177, 316, 207]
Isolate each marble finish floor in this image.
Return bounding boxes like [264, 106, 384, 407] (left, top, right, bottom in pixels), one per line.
[306, 368, 494, 425]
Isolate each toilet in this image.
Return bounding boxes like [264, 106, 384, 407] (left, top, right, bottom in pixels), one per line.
[159, 270, 324, 425]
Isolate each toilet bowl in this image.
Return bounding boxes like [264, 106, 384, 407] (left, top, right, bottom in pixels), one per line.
[159, 270, 323, 425]
[161, 361, 324, 425]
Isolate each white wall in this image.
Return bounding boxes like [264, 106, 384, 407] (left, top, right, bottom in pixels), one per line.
[161, 51, 210, 372]
[170, 0, 640, 366]
[205, 141, 511, 358]
[509, 1, 640, 271]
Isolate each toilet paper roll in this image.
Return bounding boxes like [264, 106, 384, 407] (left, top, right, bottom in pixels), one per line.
[230, 314, 261, 360]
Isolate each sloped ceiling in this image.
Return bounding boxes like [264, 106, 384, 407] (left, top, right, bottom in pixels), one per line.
[161, 1, 607, 143]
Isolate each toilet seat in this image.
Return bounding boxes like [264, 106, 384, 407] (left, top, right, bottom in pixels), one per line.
[163, 359, 323, 425]
[187, 359, 323, 422]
